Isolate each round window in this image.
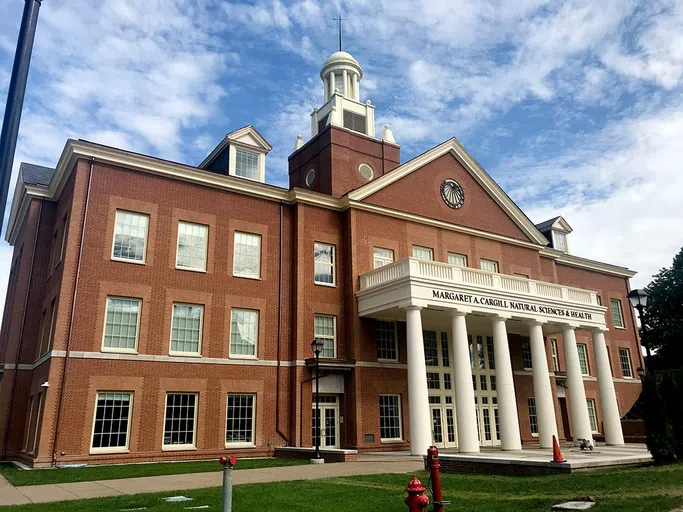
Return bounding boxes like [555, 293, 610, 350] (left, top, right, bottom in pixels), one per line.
[359, 163, 374, 181]
[305, 168, 316, 187]
[440, 178, 465, 209]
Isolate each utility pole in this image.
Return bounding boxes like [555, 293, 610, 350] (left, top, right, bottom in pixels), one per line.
[0, 0, 43, 227]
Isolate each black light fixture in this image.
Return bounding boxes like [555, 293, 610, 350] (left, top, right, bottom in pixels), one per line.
[311, 339, 325, 463]
[627, 288, 652, 364]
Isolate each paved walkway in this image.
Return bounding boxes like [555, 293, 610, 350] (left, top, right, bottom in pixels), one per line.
[0, 455, 424, 506]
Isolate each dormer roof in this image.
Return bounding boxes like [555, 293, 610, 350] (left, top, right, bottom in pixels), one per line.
[535, 216, 573, 234]
[199, 125, 272, 170]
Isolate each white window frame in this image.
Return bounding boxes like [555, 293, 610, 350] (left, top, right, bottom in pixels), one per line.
[379, 394, 403, 442]
[229, 308, 259, 359]
[550, 339, 559, 373]
[162, 392, 198, 451]
[586, 398, 599, 433]
[225, 393, 256, 448]
[314, 314, 337, 358]
[610, 299, 625, 329]
[233, 231, 262, 279]
[111, 210, 149, 265]
[553, 231, 568, 253]
[521, 337, 533, 370]
[377, 320, 398, 362]
[577, 343, 590, 376]
[411, 245, 433, 261]
[528, 397, 539, 437]
[373, 247, 394, 269]
[228, 144, 265, 183]
[90, 391, 134, 454]
[313, 242, 336, 286]
[169, 303, 204, 357]
[480, 259, 499, 273]
[101, 296, 141, 354]
[175, 221, 209, 272]
[447, 253, 467, 267]
[619, 348, 633, 379]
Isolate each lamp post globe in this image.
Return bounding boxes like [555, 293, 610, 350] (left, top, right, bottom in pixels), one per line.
[627, 288, 651, 367]
[311, 339, 325, 463]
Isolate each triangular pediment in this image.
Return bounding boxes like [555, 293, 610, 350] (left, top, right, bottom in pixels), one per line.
[199, 125, 272, 170]
[348, 138, 548, 245]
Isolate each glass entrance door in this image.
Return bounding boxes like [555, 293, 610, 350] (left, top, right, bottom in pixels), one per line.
[312, 395, 339, 449]
[430, 405, 458, 449]
[430, 406, 444, 448]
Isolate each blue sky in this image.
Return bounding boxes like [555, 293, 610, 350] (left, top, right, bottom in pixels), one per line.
[1, 0, 683, 307]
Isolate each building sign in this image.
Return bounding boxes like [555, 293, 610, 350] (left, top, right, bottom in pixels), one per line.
[431, 289, 593, 320]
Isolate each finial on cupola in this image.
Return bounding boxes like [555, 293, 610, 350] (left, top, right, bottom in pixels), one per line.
[293, 134, 304, 151]
[381, 124, 395, 144]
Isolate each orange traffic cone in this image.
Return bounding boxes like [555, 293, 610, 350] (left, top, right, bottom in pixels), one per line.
[552, 435, 566, 463]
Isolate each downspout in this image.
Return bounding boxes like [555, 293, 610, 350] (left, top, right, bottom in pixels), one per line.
[51, 158, 94, 466]
[381, 141, 385, 176]
[1, 200, 42, 459]
[275, 201, 289, 444]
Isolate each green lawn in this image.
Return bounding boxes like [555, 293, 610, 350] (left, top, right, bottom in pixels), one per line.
[0, 458, 307, 486]
[1, 463, 682, 511]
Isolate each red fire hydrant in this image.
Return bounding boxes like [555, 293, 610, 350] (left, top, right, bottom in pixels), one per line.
[405, 475, 429, 511]
[426, 446, 447, 511]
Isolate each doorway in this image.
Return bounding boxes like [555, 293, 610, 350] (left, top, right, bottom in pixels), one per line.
[559, 397, 571, 441]
[430, 404, 457, 449]
[312, 395, 339, 449]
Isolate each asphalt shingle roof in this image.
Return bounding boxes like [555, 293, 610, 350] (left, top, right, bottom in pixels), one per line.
[20, 162, 55, 186]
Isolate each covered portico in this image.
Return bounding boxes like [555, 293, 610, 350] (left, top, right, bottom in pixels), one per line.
[357, 258, 625, 455]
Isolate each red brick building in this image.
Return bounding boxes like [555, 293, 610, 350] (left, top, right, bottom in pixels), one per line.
[0, 51, 643, 467]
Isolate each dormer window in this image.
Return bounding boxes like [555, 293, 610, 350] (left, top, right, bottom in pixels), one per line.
[235, 148, 259, 180]
[553, 231, 568, 253]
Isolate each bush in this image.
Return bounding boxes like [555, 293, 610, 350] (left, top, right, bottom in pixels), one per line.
[643, 371, 680, 464]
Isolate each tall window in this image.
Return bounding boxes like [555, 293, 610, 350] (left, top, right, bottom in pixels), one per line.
[176, 221, 208, 271]
[447, 253, 467, 267]
[163, 393, 197, 448]
[103, 297, 140, 352]
[38, 299, 56, 357]
[427, 372, 440, 389]
[441, 332, 450, 367]
[23, 392, 44, 454]
[91, 392, 132, 451]
[577, 344, 589, 375]
[373, 247, 394, 269]
[528, 398, 538, 435]
[521, 337, 533, 369]
[171, 304, 203, 355]
[610, 299, 624, 328]
[235, 148, 259, 180]
[553, 231, 568, 252]
[377, 320, 397, 361]
[586, 399, 598, 432]
[550, 339, 559, 372]
[619, 348, 633, 378]
[112, 210, 148, 263]
[314, 242, 335, 285]
[444, 373, 452, 390]
[230, 309, 259, 357]
[412, 246, 433, 261]
[480, 259, 499, 273]
[225, 393, 255, 445]
[423, 330, 438, 366]
[486, 336, 495, 369]
[314, 314, 336, 358]
[379, 395, 402, 441]
[233, 232, 261, 278]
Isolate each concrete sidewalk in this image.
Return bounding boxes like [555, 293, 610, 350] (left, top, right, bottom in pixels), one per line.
[0, 455, 424, 506]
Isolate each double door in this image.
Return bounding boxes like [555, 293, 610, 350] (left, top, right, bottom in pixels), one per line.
[312, 396, 339, 449]
[430, 405, 457, 449]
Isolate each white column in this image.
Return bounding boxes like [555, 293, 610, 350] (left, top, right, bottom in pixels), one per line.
[562, 325, 593, 442]
[528, 321, 558, 448]
[323, 76, 329, 102]
[450, 311, 479, 453]
[342, 69, 348, 97]
[492, 315, 522, 450]
[352, 73, 359, 100]
[405, 306, 431, 455]
[329, 71, 335, 97]
[592, 329, 624, 445]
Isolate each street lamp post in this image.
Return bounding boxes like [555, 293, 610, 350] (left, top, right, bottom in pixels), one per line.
[628, 288, 651, 369]
[311, 339, 325, 464]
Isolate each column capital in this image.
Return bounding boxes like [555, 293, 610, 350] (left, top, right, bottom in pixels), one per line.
[446, 308, 468, 318]
[491, 313, 511, 321]
[526, 319, 547, 327]
[587, 326, 609, 333]
[402, 305, 423, 312]
[557, 321, 581, 330]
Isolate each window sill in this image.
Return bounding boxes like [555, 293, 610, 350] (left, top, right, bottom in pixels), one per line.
[233, 274, 261, 281]
[613, 326, 626, 330]
[531, 433, 539, 438]
[101, 347, 139, 355]
[175, 266, 208, 274]
[90, 448, 130, 455]
[380, 439, 405, 444]
[377, 358, 400, 364]
[111, 257, 146, 266]
[229, 354, 258, 360]
[225, 443, 256, 449]
[314, 282, 336, 288]
[622, 376, 633, 380]
[169, 351, 202, 358]
[162, 445, 197, 452]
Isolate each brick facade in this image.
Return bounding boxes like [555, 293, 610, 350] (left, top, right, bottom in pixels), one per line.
[0, 126, 643, 467]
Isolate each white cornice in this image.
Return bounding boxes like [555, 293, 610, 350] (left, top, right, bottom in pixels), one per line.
[347, 137, 550, 246]
[540, 248, 636, 278]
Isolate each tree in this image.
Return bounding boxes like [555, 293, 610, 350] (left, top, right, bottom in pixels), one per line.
[643, 246, 683, 370]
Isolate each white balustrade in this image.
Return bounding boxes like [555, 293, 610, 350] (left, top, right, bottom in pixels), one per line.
[536, 282, 563, 299]
[567, 288, 592, 303]
[501, 275, 530, 293]
[461, 268, 494, 287]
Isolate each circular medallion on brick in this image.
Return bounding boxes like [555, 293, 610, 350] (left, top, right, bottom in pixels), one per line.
[359, 163, 374, 181]
[440, 178, 465, 209]
[305, 168, 316, 187]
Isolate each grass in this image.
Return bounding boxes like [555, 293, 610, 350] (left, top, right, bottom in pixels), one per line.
[0, 458, 307, 487]
[1, 462, 682, 511]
